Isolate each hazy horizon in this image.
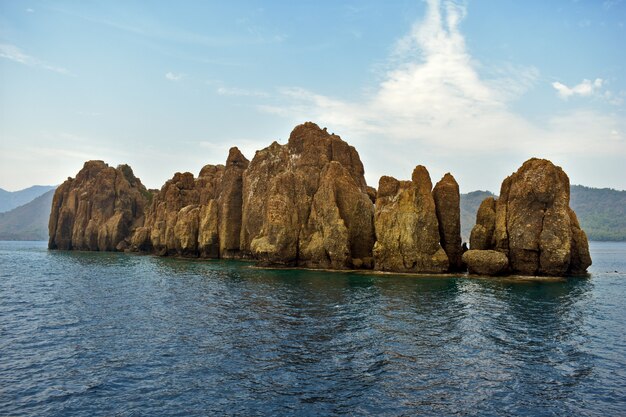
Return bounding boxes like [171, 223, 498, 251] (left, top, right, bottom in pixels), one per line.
[1, 0, 625, 193]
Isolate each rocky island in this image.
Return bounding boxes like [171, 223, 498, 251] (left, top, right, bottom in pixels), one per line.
[48, 122, 591, 277]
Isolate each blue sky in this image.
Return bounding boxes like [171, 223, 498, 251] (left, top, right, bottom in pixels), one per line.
[1, 0, 625, 193]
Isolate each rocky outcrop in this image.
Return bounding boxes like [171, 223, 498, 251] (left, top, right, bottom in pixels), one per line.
[219, 148, 249, 258]
[433, 173, 463, 271]
[240, 122, 374, 268]
[468, 158, 591, 276]
[373, 166, 449, 273]
[469, 197, 496, 250]
[48, 161, 149, 251]
[133, 161, 225, 257]
[49, 125, 591, 278]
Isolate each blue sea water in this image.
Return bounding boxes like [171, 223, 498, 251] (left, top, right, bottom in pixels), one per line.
[1, 241, 625, 417]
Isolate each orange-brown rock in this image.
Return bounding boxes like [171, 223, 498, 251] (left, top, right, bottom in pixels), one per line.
[469, 197, 496, 250]
[240, 122, 374, 268]
[462, 250, 509, 276]
[48, 126, 592, 278]
[299, 161, 375, 269]
[468, 158, 591, 276]
[48, 161, 149, 251]
[219, 148, 249, 258]
[137, 165, 224, 257]
[433, 173, 463, 271]
[373, 166, 449, 273]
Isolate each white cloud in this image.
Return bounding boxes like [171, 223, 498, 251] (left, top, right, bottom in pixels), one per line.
[552, 78, 603, 99]
[257, 0, 625, 191]
[165, 72, 184, 81]
[0, 43, 71, 75]
[26, 8, 35, 13]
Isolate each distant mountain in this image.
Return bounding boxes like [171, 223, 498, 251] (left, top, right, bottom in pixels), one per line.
[0, 185, 56, 213]
[460, 185, 626, 242]
[460, 190, 496, 243]
[0, 190, 55, 241]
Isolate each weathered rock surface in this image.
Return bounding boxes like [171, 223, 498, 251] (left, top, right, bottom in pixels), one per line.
[48, 161, 148, 251]
[462, 250, 509, 276]
[135, 163, 225, 257]
[49, 125, 591, 278]
[373, 166, 449, 273]
[219, 148, 249, 258]
[240, 122, 374, 269]
[433, 173, 463, 271]
[469, 197, 496, 250]
[468, 158, 591, 276]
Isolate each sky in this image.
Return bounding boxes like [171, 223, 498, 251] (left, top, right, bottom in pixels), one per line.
[1, 0, 625, 193]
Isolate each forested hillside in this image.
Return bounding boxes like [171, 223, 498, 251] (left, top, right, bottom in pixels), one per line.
[570, 185, 626, 241]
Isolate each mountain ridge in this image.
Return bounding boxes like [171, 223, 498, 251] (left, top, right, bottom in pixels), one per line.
[0, 185, 56, 213]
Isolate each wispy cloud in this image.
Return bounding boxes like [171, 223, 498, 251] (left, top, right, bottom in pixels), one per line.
[51, 7, 285, 48]
[603, 0, 624, 10]
[217, 86, 269, 97]
[257, 0, 625, 188]
[552, 78, 603, 99]
[26, 8, 35, 13]
[0, 43, 72, 75]
[165, 72, 185, 81]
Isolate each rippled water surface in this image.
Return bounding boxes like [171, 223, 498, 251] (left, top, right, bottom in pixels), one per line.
[1, 241, 625, 416]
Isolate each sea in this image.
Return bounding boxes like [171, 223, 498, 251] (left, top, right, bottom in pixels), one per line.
[1, 241, 625, 417]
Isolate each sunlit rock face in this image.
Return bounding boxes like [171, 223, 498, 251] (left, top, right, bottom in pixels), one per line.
[49, 125, 590, 277]
[131, 147, 249, 258]
[48, 161, 148, 252]
[240, 122, 375, 269]
[468, 158, 591, 276]
[372, 166, 449, 274]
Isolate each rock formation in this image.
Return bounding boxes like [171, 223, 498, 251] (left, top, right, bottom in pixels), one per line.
[462, 250, 508, 276]
[467, 158, 591, 276]
[433, 173, 464, 271]
[130, 148, 250, 258]
[372, 166, 449, 273]
[48, 161, 148, 251]
[240, 122, 375, 269]
[48, 124, 591, 277]
[469, 197, 496, 250]
[219, 148, 249, 258]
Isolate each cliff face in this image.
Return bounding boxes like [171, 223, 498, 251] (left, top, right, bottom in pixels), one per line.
[372, 167, 449, 273]
[240, 122, 375, 269]
[130, 147, 249, 258]
[433, 173, 463, 272]
[48, 124, 591, 277]
[465, 158, 591, 276]
[48, 161, 148, 251]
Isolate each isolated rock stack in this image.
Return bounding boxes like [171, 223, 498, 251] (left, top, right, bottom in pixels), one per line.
[48, 123, 591, 277]
[463, 158, 591, 276]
